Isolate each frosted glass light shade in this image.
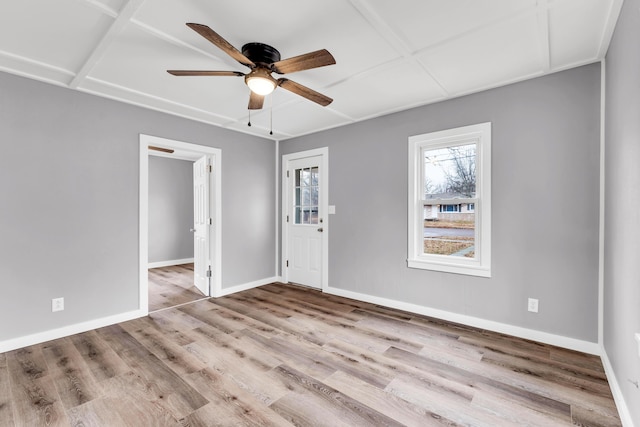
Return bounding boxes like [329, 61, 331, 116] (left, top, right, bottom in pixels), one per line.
[247, 76, 276, 95]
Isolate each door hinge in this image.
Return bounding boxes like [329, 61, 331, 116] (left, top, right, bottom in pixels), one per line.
[286, 215, 289, 223]
[206, 267, 212, 277]
[287, 170, 290, 178]
[208, 165, 212, 173]
[209, 218, 212, 225]
[286, 260, 289, 267]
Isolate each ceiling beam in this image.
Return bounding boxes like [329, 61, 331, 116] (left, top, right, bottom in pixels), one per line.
[69, 0, 146, 89]
[596, 0, 624, 59]
[536, 0, 551, 72]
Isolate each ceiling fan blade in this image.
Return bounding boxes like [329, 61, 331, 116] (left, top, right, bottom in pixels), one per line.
[277, 78, 333, 107]
[248, 91, 265, 110]
[186, 23, 255, 68]
[167, 70, 245, 77]
[272, 49, 335, 74]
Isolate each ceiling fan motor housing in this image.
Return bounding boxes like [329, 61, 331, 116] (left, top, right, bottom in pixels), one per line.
[241, 43, 281, 66]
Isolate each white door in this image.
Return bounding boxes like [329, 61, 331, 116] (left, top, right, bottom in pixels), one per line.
[286, 156, 324, 289]
[193, 155, 211, 296]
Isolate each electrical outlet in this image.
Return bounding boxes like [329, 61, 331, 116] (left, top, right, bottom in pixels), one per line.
[635, 333, 640, 359]
[527, 298, 539, 313]
[52, 297, 64, 312]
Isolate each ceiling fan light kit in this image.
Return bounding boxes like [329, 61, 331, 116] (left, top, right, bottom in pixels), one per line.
[167, 23, 335, 113]
[245, 68, 277, 95]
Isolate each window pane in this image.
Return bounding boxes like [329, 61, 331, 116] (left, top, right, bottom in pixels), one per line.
[302, 187, 310, 205]
[424, 205, 475, 258]
[423, 143, 477, 258]
[301, 168, 311, 186]
[423, 143, 476, 198]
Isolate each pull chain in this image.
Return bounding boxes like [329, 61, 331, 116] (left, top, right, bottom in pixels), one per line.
[247, 109, 251, 127]
[269, 95, 273, 135]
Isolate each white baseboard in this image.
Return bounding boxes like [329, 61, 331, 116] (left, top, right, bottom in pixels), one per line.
[324, 285, 601, 355]
[0, 309, 147, 354]
[216, 276, 280, 297]
[601, 348, 636, 427]
[148, 258, 194, 269]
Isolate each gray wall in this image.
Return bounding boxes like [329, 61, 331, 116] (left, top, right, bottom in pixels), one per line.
[604, 0, 640, 423]
[281, 63, 601, 342]
[148, 156, 194, 264]
[0, 72, 275, 342]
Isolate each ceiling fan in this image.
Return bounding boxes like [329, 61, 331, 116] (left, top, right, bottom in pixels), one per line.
[168, 23, 336, 110]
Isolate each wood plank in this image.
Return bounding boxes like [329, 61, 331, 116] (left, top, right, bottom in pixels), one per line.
[41, 339, 102, 410]
[0, 352, 16, 427]
[270, 364, 404, 427]
[243, 328, 391, 389]
[324, 370, 460, 426]
[6, 346, 70, 426]
[181, 325, 291, 405]
[245, 288, 423, 354]
[183, 368, 293, 426]
[96, 324, 208, 419]
[69, 330, 130, 383]
[119, 322, 207, 376]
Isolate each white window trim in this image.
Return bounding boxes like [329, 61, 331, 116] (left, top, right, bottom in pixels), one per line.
[408, 122, 492, 277]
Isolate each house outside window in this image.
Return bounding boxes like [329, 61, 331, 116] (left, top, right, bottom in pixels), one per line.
[408, 122, 491, 277]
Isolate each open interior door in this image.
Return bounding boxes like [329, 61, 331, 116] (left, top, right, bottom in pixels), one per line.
[193, 155, 211, 296]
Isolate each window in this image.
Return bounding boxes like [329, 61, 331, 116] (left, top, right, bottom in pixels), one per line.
[294, 167, 319, 225]
[408, 122, 491, 277]
[440, 204, 460, 212]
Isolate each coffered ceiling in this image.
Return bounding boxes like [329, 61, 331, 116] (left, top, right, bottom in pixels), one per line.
[0, 0, 622, 140]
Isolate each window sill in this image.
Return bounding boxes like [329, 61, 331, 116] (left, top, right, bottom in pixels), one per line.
[407, 258, 491, 278]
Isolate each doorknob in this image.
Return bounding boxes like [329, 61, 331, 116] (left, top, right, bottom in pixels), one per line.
[190, 228, 196, 232]
[317, 227, 324, 232]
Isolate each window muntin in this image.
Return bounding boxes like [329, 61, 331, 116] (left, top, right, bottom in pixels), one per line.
[294, 167, 319, 225]
[408, 123, 491, 277]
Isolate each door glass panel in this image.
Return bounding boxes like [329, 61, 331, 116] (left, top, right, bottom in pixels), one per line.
[294, 167, 319, 225]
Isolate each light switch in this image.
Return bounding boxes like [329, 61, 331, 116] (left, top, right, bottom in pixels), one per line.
[328, 205, 336, 214]
[635, 333, 640, 358]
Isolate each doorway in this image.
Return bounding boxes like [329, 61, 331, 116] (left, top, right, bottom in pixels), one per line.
[281, 147, 329, 290]
[139, 134, 222, 314]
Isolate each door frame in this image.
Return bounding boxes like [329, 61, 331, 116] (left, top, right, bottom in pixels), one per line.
[281, 147, 329, 291]
[139, 134, 222, 314]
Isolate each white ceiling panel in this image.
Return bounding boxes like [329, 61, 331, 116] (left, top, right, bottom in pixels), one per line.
[417, 12, 543, 95]
[548, 0, 614, 69]
[0, 1, 622, 140]
[0, 0, 114, 74]
[332, 60, 445, 120]
[363, 0, 537, 52]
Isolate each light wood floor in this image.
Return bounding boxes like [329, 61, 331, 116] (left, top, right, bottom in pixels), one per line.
[149, 263, 205, 312]
[1, 283, 621, 426]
